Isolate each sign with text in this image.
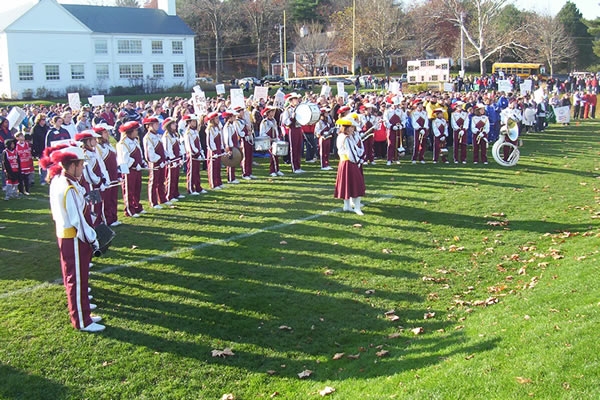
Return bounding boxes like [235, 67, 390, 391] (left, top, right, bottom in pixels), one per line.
[553, 106, 571, 124]
[230, 88, 245, 109]
[68, 93, 81, 111]
[215, 84, 225, 95]
[498, 80, 512, 93]
[253, 86, 268, 101]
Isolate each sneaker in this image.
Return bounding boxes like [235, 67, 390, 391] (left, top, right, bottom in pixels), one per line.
[178, 195, 186, 199]
[411, 160, 416, 164]
[371, 161, 376, 165]
[420, 160, 426, 164]
[80, 322, 105, 333]
[163, 201, 172, 206]
[200, 189, 208, 194]
[40, 182, 47, 186]
[444, 161, 449, 164]
[249, 175, 257, 179]
[89, 263, 93, 268]
[170, 198, 178, 202]
[387, 161, 392, 166]
[190, 191, 200, 195]
[91, 316, 102, 323]
[110, 221, 122, 227]
[140, 210, 147, 214]
[252, 161, 260, 166]
[88, 295, 93, 300]
[131, 213, 140, 218]
[432, 161, 437, 164]
[270, 172, 278, 177]
[228, 180, 240, 184]
[213, 186, 222, 190]
[276, 171, 284, 176]
[462, 161, 467, 164]
[306, 159, 315, 163]
[242, 176, 252, 180]
[454, 161, 459, 164]
[473, 162, 478, 164]
[153, 205, 163, 209]
[294, 169, 305, 174]
[484, 162, 488, 165]
[23, 192, 30, 196]
[89, 303, 97, 310]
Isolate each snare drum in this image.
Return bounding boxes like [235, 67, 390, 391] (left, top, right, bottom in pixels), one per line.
[295, 103, 320, 126]
[254, 136, 271, 151]
[271, 140, 289, 156]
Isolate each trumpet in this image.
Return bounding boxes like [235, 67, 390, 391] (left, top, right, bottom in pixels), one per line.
[360, 127, 375, 142]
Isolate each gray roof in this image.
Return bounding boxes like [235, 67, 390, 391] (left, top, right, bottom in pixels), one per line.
[62, 5, 195, 36]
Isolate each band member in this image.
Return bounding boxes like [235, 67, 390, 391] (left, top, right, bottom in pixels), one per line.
[76, 130, 110, 226]
[117, 121, 146, 217]
[95, 124, 121, 227]
[411, 99, 429, 164]
[182, 115, 207, 195]
[205, 112, 224, 189]
[41, 144, 104, 332]
[500, 99, 522, 162]
[334, 117, 366, 216]
[281, 93, 305, 173]
[162, 117, 185, 200]
[222, 110, 240, 184]
[359, 104, 377, 165]
[431, 108, 449, 163]
[143, 117, 170, 209]
[259, 106, 283, 177]
[315, 107, 333, 170]
[234, 106, 255, 180]
[451, 102, 469, 164]
[472, 104, 490, 164]
[384, 100, 407, 165]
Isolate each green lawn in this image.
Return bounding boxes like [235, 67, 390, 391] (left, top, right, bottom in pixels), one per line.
[1, 121, 599, 399]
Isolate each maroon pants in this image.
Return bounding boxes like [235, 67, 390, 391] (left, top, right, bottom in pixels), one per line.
[319, 137, 331, 168]
[166, 165, 181, 200]
[207, 152, 222, 188]
[503, 137, 517, 162]
[148, 165, 168, 206]
[122, 170, 143, 216]
[412, 130, 427, 161]
[269, 151, 280, 174]
[433, 137, 448, 162]
[101, 185, 119, 225]
[186, 158, 203, 193]
[473, 136, 488, 163]
[288, 127, 303, 172]
[241, 140, 253, 177]
[453, 130, 467, 163]
[58, 237, 93, 329]
[387, 130, 399, 162]
[363, 136, 374, 163]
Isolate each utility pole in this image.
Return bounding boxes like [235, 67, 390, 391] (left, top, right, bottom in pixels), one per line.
[460, 12, 465, 77]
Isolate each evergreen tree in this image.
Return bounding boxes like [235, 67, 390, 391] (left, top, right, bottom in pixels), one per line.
[585, 18, 600, 60]
[556, 1, 597, 69]
[291, 0, 321, 23]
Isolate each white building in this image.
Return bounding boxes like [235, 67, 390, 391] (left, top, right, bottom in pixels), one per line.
[407, 58, 451, 84]
[0, 0, 196, 99]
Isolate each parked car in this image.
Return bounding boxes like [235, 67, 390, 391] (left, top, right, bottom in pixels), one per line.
[261, 75, 287, 85]
[196, 76, 214, 84]
[238, 77, 261, 88]
[318, 77, 353, 85]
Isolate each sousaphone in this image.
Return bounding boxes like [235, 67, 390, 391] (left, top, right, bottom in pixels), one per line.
[492, 118, 520, 167]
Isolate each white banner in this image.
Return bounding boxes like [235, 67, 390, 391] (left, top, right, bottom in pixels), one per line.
[520, 79, 533, 94]
[498, 80, 512, 93]
[230, 88, 245, 109]
[320, 84, 331, 98]
[88, 95, 105, 107]
[534, 87, 545, 104]
[192, 92, 207, 116]
[253, 86, 268, 101]
[68, 93, 81, 111]
[389, 81, 400, 94]
[7, 106, 26, 130]
[193, 85, 203, 94]
[274, 90, 285, 108]
[215, 84, 225, 95]
[443, 82, 454, 92]
[553, 106, 571, 124]
[336, 82, 345, 96]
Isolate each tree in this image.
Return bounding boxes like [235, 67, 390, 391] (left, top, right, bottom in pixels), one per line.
[438, 0, 527, 74]
[585, 17, 600, 59]
[292, 22, 336, 76]
[116, 0, 140, 7]
[557, 1, 597, 69]
[290, 0, 320, 23]
[241, 0, 286, 78]
[404, 0, 459, 60]
[528, 15, 577, 75]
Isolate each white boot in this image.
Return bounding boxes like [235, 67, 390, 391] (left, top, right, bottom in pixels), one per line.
[343, 199, 351, 211]
[352, 197, 364, 215]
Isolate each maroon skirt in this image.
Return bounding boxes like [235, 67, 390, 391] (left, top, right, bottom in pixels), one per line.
[334, 160, 366, 199]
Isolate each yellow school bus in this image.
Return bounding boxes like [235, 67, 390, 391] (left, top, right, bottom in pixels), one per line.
[491, 63, 545, 79]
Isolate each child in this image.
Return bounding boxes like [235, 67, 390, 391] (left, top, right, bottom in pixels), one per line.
[15, 132, 34, 195]
[2, 138, 20, 200]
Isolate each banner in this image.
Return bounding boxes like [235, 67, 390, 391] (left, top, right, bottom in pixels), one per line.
[520, 79, 533, 94]
[192, 92, 207, 116]
[253, 86, 268, 101]
[230, 88, 245, 109]
[443, 82, 454, 92]
[320, 84, 331, 98]
[215, 84, 225, 95]
[68, 93, 81, 111]
[389, 81, 401, 94]
[88, 95, 105, 107]
[6, 106, 26, 130]
[553, 106, 571, 124]
[498, 80, 512, 93]
[336, 82, 345, 97]
[192, 85, 203, 94]
[274, 90, 285, 108]
[534, 87, 545, 104]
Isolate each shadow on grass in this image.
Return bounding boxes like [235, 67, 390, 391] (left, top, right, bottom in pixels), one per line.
[0, 364, 70, 400]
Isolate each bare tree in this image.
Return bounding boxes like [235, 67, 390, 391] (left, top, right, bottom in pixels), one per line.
[527, 15, 577, 76]
[241, 0, 286, 78]
[293, 22, 336, 77]
[405, 0, 459, 59]
[116, 0, 140, 7]
[439, 0, 527, 74]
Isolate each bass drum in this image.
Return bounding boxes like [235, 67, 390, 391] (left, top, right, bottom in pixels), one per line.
[295, 103, 320, 126]
[222, 147, 242, 167]
[271, 140, 289, 156]
[254, 136, 271, 151]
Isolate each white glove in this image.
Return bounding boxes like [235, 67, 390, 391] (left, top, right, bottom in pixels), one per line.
[392, 126, 398, 131]
[159, 162, 165, 168]
[92, 240, 100, 251]
[100, 184, 107, 192]
[478, 133, 484, 139]
[136, 164, 142, 171]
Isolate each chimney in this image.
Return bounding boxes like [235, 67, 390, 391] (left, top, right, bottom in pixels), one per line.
[142, 0, 176, 16]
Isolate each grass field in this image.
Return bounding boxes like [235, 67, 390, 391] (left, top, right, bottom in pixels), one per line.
[1, 121, 599, 399]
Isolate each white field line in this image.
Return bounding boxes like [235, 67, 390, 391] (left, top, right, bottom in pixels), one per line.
[0, 195, 393, 299]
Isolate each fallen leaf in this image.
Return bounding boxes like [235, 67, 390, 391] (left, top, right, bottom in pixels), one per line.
[516, 377, 532, 384]
[411, 327, 424, 335]
[298, 369, 312, 379]
[365, 289, 375, 295]
[382, 248, 393, 254]
[384, 309, 396, 315]
[221, 394, 235, 400]
[492, 212, 506, 217]
[324, 269, 334, 275]
[386, 314, 400, 322]
[376, 349, 390, 357]
[212, 348, 235, 358]
[279, 325, 293, 331]
[352, 223, 363, 228]
[388, 332, 401, 339]
[332, 353, 345, 360]
[239, 214, 245, 219]
[465, 354, 475, 360]
[424, 312, 436, 320]
[319, 386, 336, 396]
[131, 245, 138, 249]
[347, 353, 360, 359]
[279, 240, 287, 245]
[270, 392, 279, 398]
[524, 315, 531, 320]
[266, 370, 277, 375]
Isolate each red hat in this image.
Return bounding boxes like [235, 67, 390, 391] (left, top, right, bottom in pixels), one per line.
[142, 117, 159, 125]
[75, 130, 101, 141]
[162, 117, 176, 130]
[233, 105, 244, 112]
[119, 120, 140, 133]
[284, 92, 301, 101]
[412, 99, 423, 107]
[221, 110, 234, 119]
[204, 111, 219, 123]
[320, 107, 330, 113]
[433, 108, 445, 114]
[337, 106, 351, 115]
[92, 123, 113, 134]
[261, 106, 277, 117]
[182, 114, 199, 122]
[51, 146, 86, 164]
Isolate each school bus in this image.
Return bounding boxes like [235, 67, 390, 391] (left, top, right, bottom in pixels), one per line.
[491, 63, 546, 79]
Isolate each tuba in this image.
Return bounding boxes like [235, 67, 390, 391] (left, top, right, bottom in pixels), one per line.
[492, 118, 520, 167]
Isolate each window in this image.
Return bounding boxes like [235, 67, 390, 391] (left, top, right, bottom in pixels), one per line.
[71, 64, 85, 80]
[119, 64, 143, 79]
[96, 64, 109, 80]
[172, 40, 183, 54]
[152, 64, 164, 78]
[18, 65, 34, 81]
[173, 64, 184, 78]
[152, 40, 163, 54]
[95, 40, 108, 55]
[45, 65, 60, 81]
[117, 39, 142, 54]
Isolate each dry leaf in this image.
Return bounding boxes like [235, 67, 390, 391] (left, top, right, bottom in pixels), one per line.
[388, 332, 401, 339]
[424, 312, 436, 320]
[266, 370, 277, 375]
[347, 353, 360, 359]
[382, 248, 393, 254]
[131, 245, 138, 249]
[212, 348, 235, 358]
[319, 386, 336, 396]
[332, 353, 345, 360]
[279, 325, 293, 331]
[352, 223, 363, 228]
[386, 314, 400, 322]
[365, 289, 375, 295]
[239, 214, 245, 219]
[221, 394, 235, 400]
[492, 212, 506, 217]
[298, 369, 312, 379]
[411, 327, 424, 335]
[279, 240, 287, 245]
[270, 392, 279, 398]
[453, 236, 460, 241]
[465, 354, 475, 360]
[384, 309, 396, 315]
[516, 377, 532, 384]
[376, 349, 390, 357]
[324, 269, 334, 275]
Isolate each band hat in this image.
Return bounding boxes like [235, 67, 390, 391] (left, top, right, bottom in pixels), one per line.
[51, 145, 87, 164]
[337, 105, 351, 115]
[261, 106, 277, 117]
[182, 114, 200, 122]
[205, 111, 219, 123]
[320, 107, 330, 113]
[92, 123, 114, 134]
[285, 92, 301, 100]
[221, 110, 235, 119]
[75, 130, 102, 141]
[475, 103, 486, 110]
[162, 117, 176, 130]
[119, 120, 140, 133]
[233, 105, 245, 112]
[142, 117, 159, 125]
[433, 107, 445, 114]
[336, 117, 354, 126]
[412, 98, 423, 107]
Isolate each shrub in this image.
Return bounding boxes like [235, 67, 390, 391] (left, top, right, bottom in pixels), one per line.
[65, 85, 91, 97]
[22, 89, 34, 100]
